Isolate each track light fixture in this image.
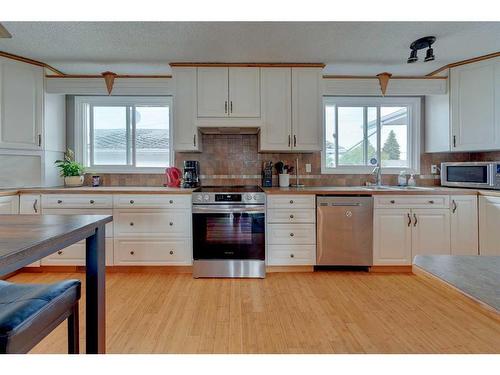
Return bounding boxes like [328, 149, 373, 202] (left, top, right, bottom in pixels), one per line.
[407, 36, 436, 64]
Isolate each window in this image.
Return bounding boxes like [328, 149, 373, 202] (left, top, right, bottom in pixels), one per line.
[322, 97, 421, 174]
[75, 96, 173, 172]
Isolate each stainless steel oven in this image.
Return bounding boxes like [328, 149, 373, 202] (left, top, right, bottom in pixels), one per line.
[441, 162, 500, 189]
[192, 186, 266, 278]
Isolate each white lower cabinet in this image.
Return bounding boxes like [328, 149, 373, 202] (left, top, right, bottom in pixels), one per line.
[41, 238, 114, 266]
[479, 195, 500, 256]
[0, 196, 19, 214]
[114, 239, 191, 265]
[373, 195, 455, 265]
[450, 195, 479, 255]
[19, 194, 41, 214]
[266, 194, 316, 266]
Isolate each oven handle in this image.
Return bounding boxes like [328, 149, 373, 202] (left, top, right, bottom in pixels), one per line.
[192, 205, 265, 214]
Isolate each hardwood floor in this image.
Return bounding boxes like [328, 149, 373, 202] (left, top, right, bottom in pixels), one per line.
[8, 271, 500, 354]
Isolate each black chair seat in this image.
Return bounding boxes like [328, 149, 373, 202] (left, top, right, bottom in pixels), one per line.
[0, 279, 81, 354]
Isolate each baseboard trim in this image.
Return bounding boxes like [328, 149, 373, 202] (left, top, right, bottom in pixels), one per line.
[266, 266, 314, 273]
[369, 265, 413, 273]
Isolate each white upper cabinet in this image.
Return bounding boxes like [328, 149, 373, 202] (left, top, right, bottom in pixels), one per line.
[228, 68, 260, 118]
[197, 67, 229, 117]
[197, 67, 260, 118]
[0, 58, 43, 150]
[450, 57, 500, 151]
[173, 67, 201, 151]
[259, 68, 292, 151]
[291, 68, 322, 151]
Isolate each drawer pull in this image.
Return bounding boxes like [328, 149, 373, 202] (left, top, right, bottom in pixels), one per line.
[290, 232, 294, 237]
[169, 222, 173, 226]
[289, 200, 294, 204]
[129, 222, 134, 226]
[169, 200, 174, 204]
[130, 200, 134, 204]
[290, 254, 294, 258]
[169, 250, 174, 255]
[428, 200, 434, 204]
[289, 214, 294, 219]
[130, 251, 135, 255]
[57, 250, 63, 255]
[390, 200, 395, 204]
[57, 200, 63, 204]
[90, 199, 95, 204]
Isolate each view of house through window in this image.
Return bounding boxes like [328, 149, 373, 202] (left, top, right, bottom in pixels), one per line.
[76, 96, 172, 171]
[323, 97, 419, 173]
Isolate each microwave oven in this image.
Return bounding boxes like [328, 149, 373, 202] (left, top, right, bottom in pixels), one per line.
[441, 162, 500, 189]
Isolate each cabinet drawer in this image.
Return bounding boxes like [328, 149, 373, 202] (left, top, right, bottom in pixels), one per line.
[42, 194, 112, 209]
[42, 208, 114, 237]
[267, 245, 316, 266]
[267, 195, 315, 209]
[114, 209, 191, 238]
[114, 239, 192, 265]
[113, 194, 191, 209]
[41, 238, 114, 266]
[267, 224, 316, 245]
[374, 195, 449, 209]
[267, 208, 315, 223]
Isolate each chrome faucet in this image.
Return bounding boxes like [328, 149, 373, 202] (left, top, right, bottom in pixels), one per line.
[372, 165, 382, 187]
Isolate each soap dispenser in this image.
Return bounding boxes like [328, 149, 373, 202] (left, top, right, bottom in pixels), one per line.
[398, 171, 407, 186]
[408, 174, 416, 187]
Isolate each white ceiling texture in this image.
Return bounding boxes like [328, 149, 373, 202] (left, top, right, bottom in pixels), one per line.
[0, 22, 499, 75]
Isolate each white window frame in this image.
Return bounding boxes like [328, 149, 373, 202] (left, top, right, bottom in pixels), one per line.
[74, 96, 173, 173]
[321, 96, 421, 175]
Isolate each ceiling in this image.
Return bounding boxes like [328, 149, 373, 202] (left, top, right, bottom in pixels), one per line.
[1, 22, 499, 76]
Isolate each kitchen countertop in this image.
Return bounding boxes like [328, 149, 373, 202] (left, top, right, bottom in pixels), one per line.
[263, 186, 479, 195]
[4, 186, 194, 195]
[413, 255, 500, 312]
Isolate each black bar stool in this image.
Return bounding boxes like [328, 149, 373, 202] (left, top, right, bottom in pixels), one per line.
[0, 279, 81, 354]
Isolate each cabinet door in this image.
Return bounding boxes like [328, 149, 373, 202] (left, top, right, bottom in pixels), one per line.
[197, 67, 229, 117]
[479, 196, 500, 256]
[373, 209, 412, 265]
[19, 194, 41, 214]
[259, 68, 292, 151]
[0, 59, 43, 150]
[0, 196, 19, 214]
[411, 209, 451, 257]
[450, 58, 499, 151]
[450, 195, 478, 255]
[172, 68, 201, 151]
[291, 68, 322, 151]
[228, 67, 260, 118]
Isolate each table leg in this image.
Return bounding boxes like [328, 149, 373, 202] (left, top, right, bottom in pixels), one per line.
[85, 225, 106, 354]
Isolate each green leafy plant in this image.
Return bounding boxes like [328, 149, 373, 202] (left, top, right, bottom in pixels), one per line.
[55, 149, 85, 177]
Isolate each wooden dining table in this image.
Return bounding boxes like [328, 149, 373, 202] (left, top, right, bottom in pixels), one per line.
[0, 214, 112, 354]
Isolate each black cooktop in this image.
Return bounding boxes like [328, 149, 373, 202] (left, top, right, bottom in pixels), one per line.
[194, 185, 263, 193]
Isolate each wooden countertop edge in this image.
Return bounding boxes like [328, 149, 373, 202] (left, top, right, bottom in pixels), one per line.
[263, 188, 480, 195]
[15, 188, 195, 195]
[412, 264, 500, 317]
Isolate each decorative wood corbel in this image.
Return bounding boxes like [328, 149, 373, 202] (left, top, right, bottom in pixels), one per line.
[376, 72, 392, 96]
[101, 71, 117, 95]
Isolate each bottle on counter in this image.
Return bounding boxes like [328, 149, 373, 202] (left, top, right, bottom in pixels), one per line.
[408, 174, 416, 186]
[398, 171, 407, 186]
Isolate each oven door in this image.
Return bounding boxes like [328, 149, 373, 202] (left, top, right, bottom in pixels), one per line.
[441, 163, 494, 188]
[192, 205, 265, 260]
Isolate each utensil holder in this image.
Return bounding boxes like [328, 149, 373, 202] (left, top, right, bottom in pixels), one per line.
[279, 174, 290, 187]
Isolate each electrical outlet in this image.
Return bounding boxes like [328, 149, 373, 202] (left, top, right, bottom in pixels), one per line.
[431, 164, 438, 174]
[305, 164, 312, 173]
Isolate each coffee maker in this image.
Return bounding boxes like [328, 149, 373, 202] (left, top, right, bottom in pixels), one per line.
[182, 160, 200, 188]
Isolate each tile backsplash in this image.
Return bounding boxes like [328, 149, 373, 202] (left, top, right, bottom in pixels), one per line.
[86, 133, 500, 187]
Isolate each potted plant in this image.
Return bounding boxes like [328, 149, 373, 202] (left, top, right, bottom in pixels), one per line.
[55, 149, 86, 187]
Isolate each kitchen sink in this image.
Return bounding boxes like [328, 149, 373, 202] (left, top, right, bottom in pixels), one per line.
[361, 185, 435, 191]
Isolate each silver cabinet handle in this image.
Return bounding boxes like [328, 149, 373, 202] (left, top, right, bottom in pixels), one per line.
[169, 250, 174, 255]
[407, 213, 411, 227]
[288, 135, 291, 147]
[130, 251, 135, 255]
[169, 200, 174, 204]
[193, 134, 196, 147]
[130, 222, 134, 226]
[225, 101, 228, 114]
[289, 200, 294, 204]
[230, 101, 233, 113]
[33, 199, 38, 213]
[57, 199, 62, 204]
[169, 222, 173, 226]
[390, 200, 395, 204]
[293, 135, 297, 147]
[290, 254, 294, 258]
[452, 200, 457, 213]
[428, 200, 434, 204]
[290, 233, 294, 237]
[57, 250, 63, 255]
[413, 213, 418, 227]
[90, 199, 95, 204]
[130, 200, 134, 204]
[289, 214, 294, 219]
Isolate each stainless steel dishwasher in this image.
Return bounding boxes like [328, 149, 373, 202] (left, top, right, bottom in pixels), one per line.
[317, 196, 373, 266]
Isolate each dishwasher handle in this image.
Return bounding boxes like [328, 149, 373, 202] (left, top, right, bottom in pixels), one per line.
[328, 202, 361, 207]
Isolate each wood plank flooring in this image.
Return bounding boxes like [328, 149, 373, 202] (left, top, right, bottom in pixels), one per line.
[7, 271, 500, 354]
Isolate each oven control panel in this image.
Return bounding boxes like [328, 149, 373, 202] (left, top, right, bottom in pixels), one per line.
[193, 192, 266, 204]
